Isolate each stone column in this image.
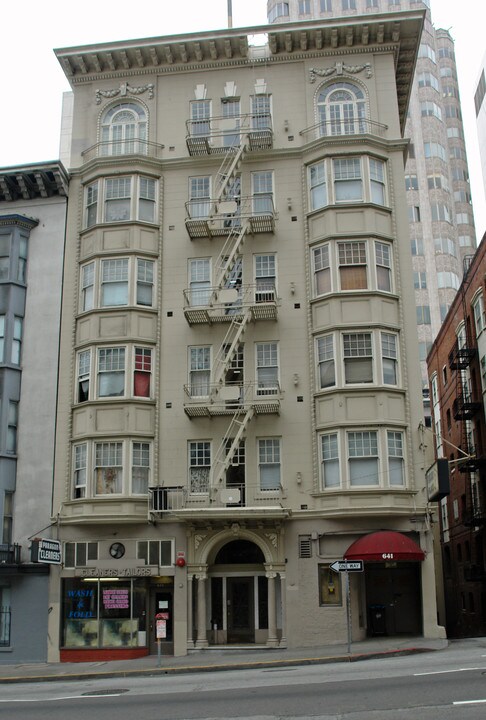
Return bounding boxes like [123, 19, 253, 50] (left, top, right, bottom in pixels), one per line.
[279, 572, 287, 648]
[266, 571, 279, 647]
[195, 572, 208, 647]
[187, 574, 194, 648]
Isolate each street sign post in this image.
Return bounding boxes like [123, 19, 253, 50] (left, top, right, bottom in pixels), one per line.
[329, 559, 364, 653]
[329, 560, 363, 573]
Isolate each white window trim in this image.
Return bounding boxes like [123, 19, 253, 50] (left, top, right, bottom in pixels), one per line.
[84, 175, 157, 227]
[79, 256, 156, 312]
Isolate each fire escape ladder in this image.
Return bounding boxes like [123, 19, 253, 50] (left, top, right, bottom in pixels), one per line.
[213, 218, 249, 293]
[212, 406, 255, 487]
[212, 308, 253, 389]
[214, 137, 248, 204]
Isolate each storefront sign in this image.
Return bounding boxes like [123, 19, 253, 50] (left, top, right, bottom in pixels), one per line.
[31, 538, 62, 565]
[102, 587, 129, 609]
[426, 458, 450, 502]
[76, 566, 159, 578]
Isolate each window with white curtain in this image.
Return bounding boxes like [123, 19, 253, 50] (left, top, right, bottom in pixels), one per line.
[95, 442, 123, 495]
[258, 438, 281, 490]
[80, 257, 155, 311]
[189, 176, 211, 218]
[189, 258, 211, 306]
[189, 441, 211, 493]
[85, 176, 156, 226]
[333, 158, 363, 202]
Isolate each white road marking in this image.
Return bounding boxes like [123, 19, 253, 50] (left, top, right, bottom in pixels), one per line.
[414, 667, 486, 676]
[453, 699, 486, 705]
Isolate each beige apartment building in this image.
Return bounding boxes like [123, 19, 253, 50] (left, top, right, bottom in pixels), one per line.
[48, 9, 444, 662]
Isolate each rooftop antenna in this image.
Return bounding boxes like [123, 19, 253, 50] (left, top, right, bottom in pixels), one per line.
[227, 0, 233, 28]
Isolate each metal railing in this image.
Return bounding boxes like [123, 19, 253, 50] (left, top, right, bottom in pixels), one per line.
[0, 544, 21, 564]
[81, 139, 165, 164]
[149, 482, 286, 512]
[300, 117, 388, 143]
[185, 112, 273, 154]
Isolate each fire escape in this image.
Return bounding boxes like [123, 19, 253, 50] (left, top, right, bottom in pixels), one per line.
[448, 258, 486, 527]
[150, 111, 285, 516]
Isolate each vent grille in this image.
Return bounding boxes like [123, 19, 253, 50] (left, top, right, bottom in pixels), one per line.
[299, 535, 312, 559]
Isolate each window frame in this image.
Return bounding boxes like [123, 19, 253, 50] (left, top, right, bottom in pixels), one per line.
[189, 440, 211, 494]
[84, 175, 157, 227]
[258, 437, 281, 491]
[256, 342, 279, 395]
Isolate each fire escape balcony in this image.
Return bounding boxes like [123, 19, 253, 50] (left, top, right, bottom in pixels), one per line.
[448, 340, 477, 370]
[183, 283, 278, 325]
[149, 482, 290, 520]
[458, 444, 486, 473]
[184, 195, 275, 239]
[183, 382, 281, 418]
[185, 113, 273, 156]
[453, 393, 482, 420]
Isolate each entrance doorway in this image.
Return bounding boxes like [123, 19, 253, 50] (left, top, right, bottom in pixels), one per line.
[227, 577, 254, 643]
[365, 563, 422, 636]
[149, 587, 173, 654]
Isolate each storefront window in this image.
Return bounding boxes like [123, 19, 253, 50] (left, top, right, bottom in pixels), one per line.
[62, 578, 147, 648]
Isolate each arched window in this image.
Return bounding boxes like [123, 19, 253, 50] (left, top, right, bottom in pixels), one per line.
[316, 81, 367, 137]
[101, 102, 147, 156]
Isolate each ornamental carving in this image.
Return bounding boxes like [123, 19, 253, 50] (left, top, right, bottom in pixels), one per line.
[309, 62, 372, 83]
[194, 534, 206, 550]
[265, 532, 278, 549]
[95, 81, 154, 104]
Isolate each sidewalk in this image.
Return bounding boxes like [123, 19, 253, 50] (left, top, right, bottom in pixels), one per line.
[0, 636, 448, 684]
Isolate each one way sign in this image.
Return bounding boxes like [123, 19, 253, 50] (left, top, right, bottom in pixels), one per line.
[329, 560, 364, 573]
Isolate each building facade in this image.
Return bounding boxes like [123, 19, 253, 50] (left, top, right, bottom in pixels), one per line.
[427, 237, 486, 637]
[267, 0, 477, 395]
[475, 53, 486, 200]
[49, 10, 444, 662]
[0, 162, 68, 662]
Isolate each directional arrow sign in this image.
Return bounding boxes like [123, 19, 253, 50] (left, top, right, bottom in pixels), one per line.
[329, 560, 364, 573]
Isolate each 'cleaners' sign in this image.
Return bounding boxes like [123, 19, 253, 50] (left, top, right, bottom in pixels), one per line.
[31, 538, 62, 565]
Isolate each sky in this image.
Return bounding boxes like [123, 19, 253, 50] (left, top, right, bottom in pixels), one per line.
[1, 0, 485, 235]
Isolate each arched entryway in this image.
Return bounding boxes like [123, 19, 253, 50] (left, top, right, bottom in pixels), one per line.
[187, 525, 285, 649]
[210, 539, 266, 644]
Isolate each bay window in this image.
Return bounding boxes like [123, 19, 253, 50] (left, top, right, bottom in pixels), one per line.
[76, 344, 153, 402]
[71, 440, 153, 499]
[12, 316, 22, 365]
[79, 256, 155, 311]
[308, 156, 388, 208]
[84, 175, 157, 227]
[375, 241, 392, 291]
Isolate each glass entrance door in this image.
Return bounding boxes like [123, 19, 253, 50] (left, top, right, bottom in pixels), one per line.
[226, 577, 254, 643]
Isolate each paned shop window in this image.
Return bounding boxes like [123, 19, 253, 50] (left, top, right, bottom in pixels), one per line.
[64, 542, 98, 568]
[137, 540, 173, 566]
[319, 565, 342, 606]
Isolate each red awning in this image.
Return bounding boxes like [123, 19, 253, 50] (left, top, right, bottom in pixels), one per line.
[344, 531, 425, 562]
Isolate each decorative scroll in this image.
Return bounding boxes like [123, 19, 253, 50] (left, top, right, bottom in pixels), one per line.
[309, 62, 372, 83]
[96, 81, 154, 104]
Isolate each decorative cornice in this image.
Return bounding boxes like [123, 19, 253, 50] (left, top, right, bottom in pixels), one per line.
[95, 81, 155, 104]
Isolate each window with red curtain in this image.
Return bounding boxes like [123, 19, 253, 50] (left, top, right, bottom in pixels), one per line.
[134, 348, 151, 397]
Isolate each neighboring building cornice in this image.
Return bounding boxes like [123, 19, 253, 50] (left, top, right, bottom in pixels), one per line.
[55, 10, 425, 133]
[0, 214, 39, 230]
[0, 161, 69, 202]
